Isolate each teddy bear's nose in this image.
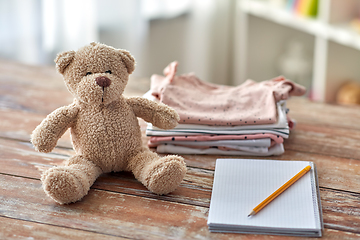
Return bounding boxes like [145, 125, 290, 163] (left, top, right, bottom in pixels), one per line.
[95, 76, 111, 88]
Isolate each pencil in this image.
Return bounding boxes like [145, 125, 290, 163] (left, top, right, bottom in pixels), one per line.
[248, 165, 312, 217]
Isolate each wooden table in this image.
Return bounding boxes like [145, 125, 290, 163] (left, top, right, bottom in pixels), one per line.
[1, 59, 360, 240]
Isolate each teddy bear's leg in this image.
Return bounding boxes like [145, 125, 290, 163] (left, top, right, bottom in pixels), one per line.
[41, 155, 102, 204]
[128, 149, 186, 195]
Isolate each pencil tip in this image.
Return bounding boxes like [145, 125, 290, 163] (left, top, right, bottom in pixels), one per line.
[248, 210, 255, 217]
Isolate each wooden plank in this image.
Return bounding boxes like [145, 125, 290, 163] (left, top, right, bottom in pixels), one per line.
[2, 174, 360, 239]
[4, 138, 360, 235]
[0, 216, 126, 240]
[284, 124, 360, 160]
[322, 229, 360, 240]
[287, 98, 360, 131]
[0, 62, 72, 115]
[2, 136, 360, 196]
[0, 174, 246, 240]
[0, 138, 72, 180]
[322, 188, 360, 233]
[2, 60, 360, 239]
[95, 150, 360, 196]
[94, 172, 212, 208]
[0, 137, 212, 207]
[0, 60, 61, 85]
[1, 218, 359, 240]
[0, 109, 72, 148]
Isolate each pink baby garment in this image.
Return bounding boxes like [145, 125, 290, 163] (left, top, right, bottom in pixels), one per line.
[149, 133, 284, 144]
[151, 62, 306, 126]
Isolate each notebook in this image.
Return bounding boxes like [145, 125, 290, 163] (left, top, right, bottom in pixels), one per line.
[207, 159, 323, 237]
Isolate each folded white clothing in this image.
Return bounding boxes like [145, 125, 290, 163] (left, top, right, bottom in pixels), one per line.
[156, 143, 285, 156]
[146, 128, 289, 139]
[150, 138, 271, 147]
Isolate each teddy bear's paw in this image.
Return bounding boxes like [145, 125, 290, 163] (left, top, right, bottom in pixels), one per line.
[146, 156, 186, 195]
[154, 108, 180, 130]
[31, 134, 57, 153]
[157, 116, 178, 129]
[41, 167, 89, 204]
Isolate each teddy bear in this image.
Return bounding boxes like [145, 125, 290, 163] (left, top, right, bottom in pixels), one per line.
[31, 42, 186, 204]
[336, 81, 360, 105]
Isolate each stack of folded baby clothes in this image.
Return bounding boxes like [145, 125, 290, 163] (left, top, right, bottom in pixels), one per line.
[145, 62, 306, 156]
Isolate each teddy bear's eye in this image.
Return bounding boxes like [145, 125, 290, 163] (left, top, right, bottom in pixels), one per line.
[105, 70, 112, 74]
[86, 72, 92, 76]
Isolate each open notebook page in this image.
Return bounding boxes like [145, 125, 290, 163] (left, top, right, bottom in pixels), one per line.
[208, 159, 322, 236]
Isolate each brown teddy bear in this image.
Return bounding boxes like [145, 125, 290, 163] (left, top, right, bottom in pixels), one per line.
[31, 42, 186, 204]
[336, 81, 360, 105]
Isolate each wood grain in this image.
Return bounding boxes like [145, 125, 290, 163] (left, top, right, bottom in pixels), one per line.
[0, 216, 126, 240]
[2, 134, 360, 196]
[2, 174, 360, 239]
[285, 124, 360, 160]
[321, 188, 360, 233]
[2, 60, 360, 239]
[287, 98, 360, 131]
[0, 174, 247, 240]
[2, 137, 360, 235]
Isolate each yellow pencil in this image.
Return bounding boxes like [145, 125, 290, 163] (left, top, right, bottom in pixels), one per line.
[248, 165, 312, 217]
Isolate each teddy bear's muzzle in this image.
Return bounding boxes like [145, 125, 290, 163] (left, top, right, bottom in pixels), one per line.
[95, 76, 111, 88]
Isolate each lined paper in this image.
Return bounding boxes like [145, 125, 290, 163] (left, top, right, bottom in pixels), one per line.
[207, 159, 322, 237]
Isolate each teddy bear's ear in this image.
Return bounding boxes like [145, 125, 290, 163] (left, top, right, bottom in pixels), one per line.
[118, 49, 136, 74]
[55, 50, 76, 74]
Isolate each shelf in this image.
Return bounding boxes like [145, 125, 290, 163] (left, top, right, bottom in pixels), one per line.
[235, 0, 360, 103]
[327, 24, 360, 50]
[239, 0, 360, 51]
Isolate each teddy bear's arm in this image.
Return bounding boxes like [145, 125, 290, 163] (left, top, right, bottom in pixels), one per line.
[126, 97, 180, 129]
[31, 104, 79, 153]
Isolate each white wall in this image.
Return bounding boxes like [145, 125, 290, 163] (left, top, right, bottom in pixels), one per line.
[0, 0, 237, 85]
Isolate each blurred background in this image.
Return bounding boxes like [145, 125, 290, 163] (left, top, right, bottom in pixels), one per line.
[0, 0, 235, 85]
[1, 0, 360, 104]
